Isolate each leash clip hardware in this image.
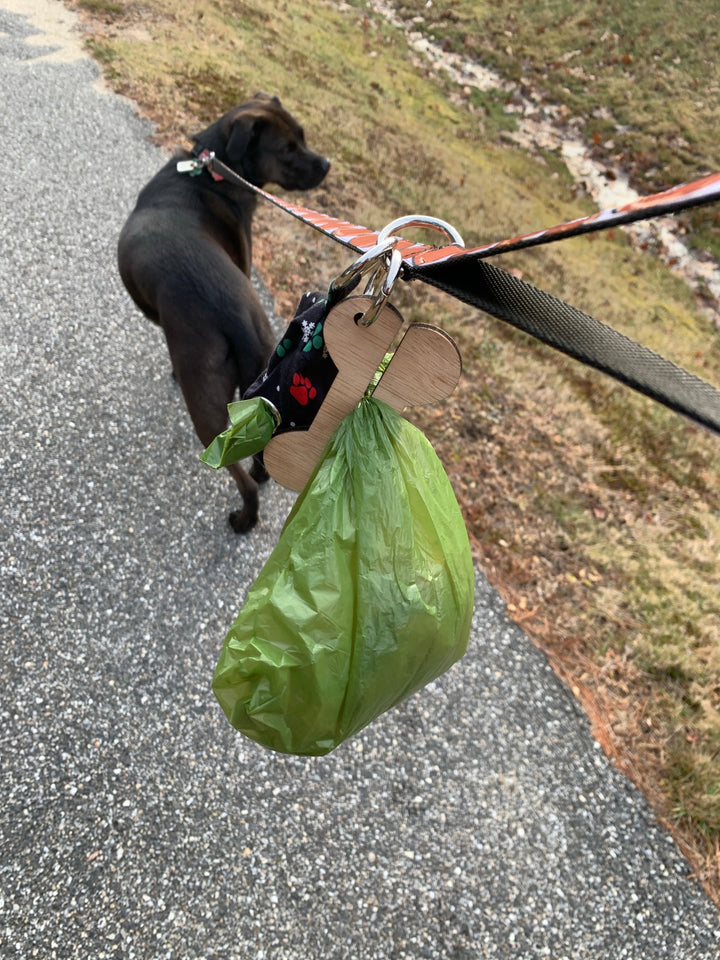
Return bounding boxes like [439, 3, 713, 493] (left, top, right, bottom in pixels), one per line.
[176, 149, 215, 177]
[328, 236, 403, 327]
[328, 215, 465, 327]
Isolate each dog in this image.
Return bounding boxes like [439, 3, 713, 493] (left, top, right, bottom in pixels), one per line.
[117, 93, 330, 532]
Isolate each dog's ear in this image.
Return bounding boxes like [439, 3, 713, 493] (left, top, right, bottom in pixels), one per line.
[225, 111, 263, 168]
[252, 91, 281, 107]
[191, 97, 277, 156]
[191, 110, 238, 155]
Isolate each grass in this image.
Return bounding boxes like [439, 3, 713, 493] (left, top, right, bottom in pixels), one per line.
[393, 0, 720, 258]
[68, 0, 720, 901]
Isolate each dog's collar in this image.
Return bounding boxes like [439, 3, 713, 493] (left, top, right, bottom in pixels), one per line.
[190, 146, 225, 182]
[178, 146, 260, 197]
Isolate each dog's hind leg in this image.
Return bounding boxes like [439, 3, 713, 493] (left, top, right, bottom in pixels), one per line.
[225, 463, 261, 534]
[164, 326, 265, 533]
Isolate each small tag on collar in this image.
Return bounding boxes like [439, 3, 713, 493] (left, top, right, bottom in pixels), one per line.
[176, 149, 224, 181]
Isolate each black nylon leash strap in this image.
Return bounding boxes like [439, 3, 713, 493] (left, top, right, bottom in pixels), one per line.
[408, 256, 720, 436]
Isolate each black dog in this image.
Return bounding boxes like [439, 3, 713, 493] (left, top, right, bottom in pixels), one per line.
[118, 93, 330, 531]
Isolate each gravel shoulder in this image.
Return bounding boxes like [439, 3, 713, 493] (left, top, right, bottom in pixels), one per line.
[1, 3, 719, 958]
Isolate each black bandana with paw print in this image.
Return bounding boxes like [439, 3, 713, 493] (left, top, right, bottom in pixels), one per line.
[244, 291, 337, 435]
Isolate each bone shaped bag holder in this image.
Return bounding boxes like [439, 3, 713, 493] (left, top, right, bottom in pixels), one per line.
[263, 294, 462, 491]
[201, 216, 467, 489]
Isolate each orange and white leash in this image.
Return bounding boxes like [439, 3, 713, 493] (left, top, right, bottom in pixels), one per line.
[179, 150, 720, 435]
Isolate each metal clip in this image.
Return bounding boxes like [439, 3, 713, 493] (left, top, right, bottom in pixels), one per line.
[327, 236, 401, 326]
[327, 215, 465, 326]
[176, 149, 215, 177]
[360, 245, 403, 327]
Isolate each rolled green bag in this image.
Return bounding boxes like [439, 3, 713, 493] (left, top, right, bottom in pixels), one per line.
[212, 397, 475, 756]
[200, 396, 279, 469]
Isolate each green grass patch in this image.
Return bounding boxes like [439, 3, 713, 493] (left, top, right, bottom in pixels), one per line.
[394, 0, 720, 258]
[76, 0, 125, 16]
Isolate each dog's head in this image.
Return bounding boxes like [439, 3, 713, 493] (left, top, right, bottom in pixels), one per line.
[194, 93, 330, 191]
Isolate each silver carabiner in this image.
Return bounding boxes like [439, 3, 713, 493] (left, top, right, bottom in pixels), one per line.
[359, 245, 404, 327]
[327, 215, 465, 326]
[327, 236, 398, 305]
[376, 214, 465, 248]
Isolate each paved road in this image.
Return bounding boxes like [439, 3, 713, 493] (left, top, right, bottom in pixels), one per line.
[1, 3, 719, 958]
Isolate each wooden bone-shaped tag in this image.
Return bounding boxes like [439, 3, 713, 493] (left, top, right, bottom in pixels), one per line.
[263, 295, 462, 492]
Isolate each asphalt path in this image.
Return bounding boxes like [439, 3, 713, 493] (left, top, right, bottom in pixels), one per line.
[1, 3, 719, 958]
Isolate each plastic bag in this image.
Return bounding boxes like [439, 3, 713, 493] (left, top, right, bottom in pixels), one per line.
[200, 292, 337, 469]
[212, 396, 474, 756]
[200, 396, 279, 468]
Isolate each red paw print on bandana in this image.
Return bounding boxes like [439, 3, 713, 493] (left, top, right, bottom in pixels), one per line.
[289, 373, 317, 406]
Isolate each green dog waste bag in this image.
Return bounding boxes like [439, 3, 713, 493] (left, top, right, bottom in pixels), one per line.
[212, 397, 474, 756]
